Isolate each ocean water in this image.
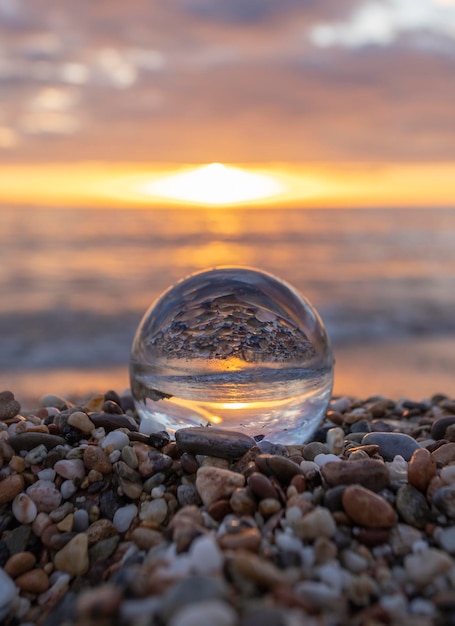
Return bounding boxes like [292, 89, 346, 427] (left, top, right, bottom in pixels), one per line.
[1, 205, 455, 389]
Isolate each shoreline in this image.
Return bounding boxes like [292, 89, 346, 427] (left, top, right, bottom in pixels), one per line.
[2, 335, 454, 410]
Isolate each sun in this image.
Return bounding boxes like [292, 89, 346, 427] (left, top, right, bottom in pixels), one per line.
[136, 163, 285, 205]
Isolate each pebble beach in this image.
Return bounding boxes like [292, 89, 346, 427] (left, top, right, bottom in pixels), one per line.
[0, 389, 455, 626]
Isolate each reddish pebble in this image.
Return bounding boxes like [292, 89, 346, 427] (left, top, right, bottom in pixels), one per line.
[432, 442, 455, 466]
[408, 448, 436, 493]
[15, 568, 50, 594]
[342, 485, 397, 528]
[4, 551, 36, 578]
[0, 474, 24, 504]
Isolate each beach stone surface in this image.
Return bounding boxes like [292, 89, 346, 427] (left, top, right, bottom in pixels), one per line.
[0, 389, 454, 626]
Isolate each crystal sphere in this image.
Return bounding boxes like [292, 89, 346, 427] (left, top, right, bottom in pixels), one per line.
[130, 267, 333, 444]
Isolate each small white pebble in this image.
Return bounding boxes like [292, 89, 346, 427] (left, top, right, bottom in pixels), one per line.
[113, 504, 138, 533]
[189, 533, 224, 575]
[101, 430, 130, 451]
[60, 480, 77, 500]
[38, 468, 56, 482]
[139, 419, 162, 436]
[151, 485, 166, 499]
[91, 427, 106, 441]
[326, 427, 345, 455]
[109, 449, 122, 463]
[441, 465, 455, 485]
[314, 453, 341, 467]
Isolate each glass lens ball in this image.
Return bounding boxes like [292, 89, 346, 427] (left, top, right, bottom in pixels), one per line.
[130, 267, 333, 444]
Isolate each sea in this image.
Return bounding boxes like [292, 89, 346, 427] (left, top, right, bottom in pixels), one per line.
[2, 205, 455, 402]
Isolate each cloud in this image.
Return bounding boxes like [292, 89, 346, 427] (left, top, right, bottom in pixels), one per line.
[0, 0, 454, 162]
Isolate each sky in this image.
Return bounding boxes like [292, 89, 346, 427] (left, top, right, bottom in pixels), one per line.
[1, 0, 455, 164]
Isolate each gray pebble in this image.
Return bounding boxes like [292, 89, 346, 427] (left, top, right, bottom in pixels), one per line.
[9, 432, 66, 452]
[361, 432, 421, 461]
[176, 427, 256, 459]
[396, 484, 431, 529]
[255, 454, 302, 483]
[432, 486, 455, 518]
[303, 442, 329, 461]
[160, 575, 228, 622]
[430, 416, 455, 440]
[177, 484, 201, 507]
[257, 440, 288, 456]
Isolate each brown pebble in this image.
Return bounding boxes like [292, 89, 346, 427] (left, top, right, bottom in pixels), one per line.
[321, 458, 389, 491]
[54, 533, 89, 576]
[230, 487, 257, 516]
[432, 442, 455, 466]
[231, 550, 291, 587]
[4, 551, 37, 578]
[40, 523, 61, 549]
[290, 474, 306, 493]
[248, 472, 279, 500]
[0, 473, 25, 504]
[131, 527, 163, 550]
[196, 466, 245, 506]
[218, 527, 262, 552]
[83, 445, 112, 474]
[408, 448, 437, 493]
[76, 583, 122, 618]
[207, 499, 232, 521]
[258, 498, 282, 516]
[15, 568, 49, 594]
[0, 390, 21, 419]
[352, 527, 391, 547]
[86, 519, 118, 546]
[342, 485, 397, 528]
[255, 454, 302, 483]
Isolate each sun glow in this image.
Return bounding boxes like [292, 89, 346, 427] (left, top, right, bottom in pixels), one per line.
[137, 163, 285, 205]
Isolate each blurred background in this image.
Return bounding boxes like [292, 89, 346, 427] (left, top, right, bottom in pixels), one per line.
[1, 0, 455, 405]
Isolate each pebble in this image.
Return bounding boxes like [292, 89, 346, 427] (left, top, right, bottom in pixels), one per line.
[54, 459, 86, 480]
[432, 485, 455, 518]
[431, 442, 455, 465]
[169, 599, 237, 626]
[314, 453, 341, 466]
[24, 444, 48, 465]
[247, 472, 279, 500]
[430, 416, 455, 440]
[101, 430, 130, 452]
[196, 466, 245, 506]
[408, 448, 437, 493]
[89, 412, 138, 432]
[113, 504, 138, 533]
[54, 533, 89, 576]
[326, 427, 345, 455]
[176, 427, 256, 459]
[342, 485, 397, 527]
[83, 445, 112, 474]
[67, 411, 95, 434]
[295, 507, 336, 540]
[189, 534, 224, 575]
[321, 458, 389, 491]
[0, 567, 18, 621]
[0, 390, 21, 419]
[9, 432, 66, 452]
[12, 493, 37, 524]
[435, 526, 455, 554]
[160, 575, 228, 623]
[218, 527, 262, 552]
[139, 498, 168, 525]
[15, 568, 49, 594]
[361, 432, 421, 461]
[302, 441, 329, 461]
[4, 551, 36, 578]
[231, 550, 291, 587]
[130, 527, 163, 550]
[0, 474, 25, 504]
[27, 480, 62, 513]
[404, 548, 454, 587]
[254, 454, 302, 483]
[441, 464, 455, 485]
[396, 484, 431, 529]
